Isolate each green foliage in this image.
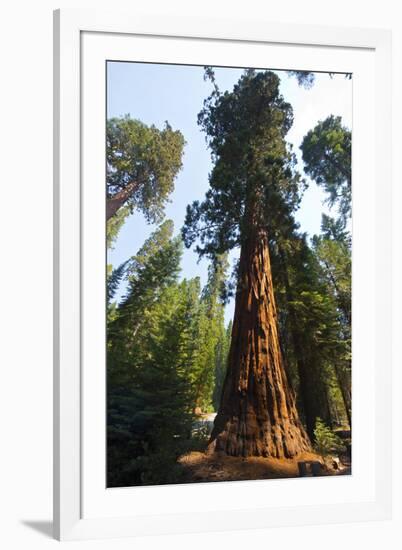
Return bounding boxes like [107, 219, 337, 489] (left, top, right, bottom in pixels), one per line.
[107, 223, 193, 486]
[108, 283, 196, 486]
[313, 418, 346, 457]
[107, 205, 131, 248]
[301, 115, 351, 221]
[107, 260, 128, 304]
[325, 368, 350, 427]
[311, 217, 352, 425]
[106, 116, 185, 233]
[192, 255, 228, 411]
[292, 115, 352, 430]
[313, 237, 351, 324]
[182, 70, 301, 261]
[286, 70, 315, 89]
[107, 222, 229, 486]
[213, 320, 232, 410]
[271, 231, 348, 436]
[108, 221, 182, 384]
[320, 213, 350, 244]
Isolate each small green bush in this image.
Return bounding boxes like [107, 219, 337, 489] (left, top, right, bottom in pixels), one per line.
[314, 417, 346, 456]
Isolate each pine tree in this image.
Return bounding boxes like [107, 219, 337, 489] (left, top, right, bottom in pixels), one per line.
[107, 222, 199, 486]
[213, 320, 232, 411]
[312, 221, 351, 426]
[107, 260, 128, 304]
[192, 255, 229, 412]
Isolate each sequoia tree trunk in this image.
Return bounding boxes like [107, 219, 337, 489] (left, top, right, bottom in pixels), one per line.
[209, 231, 311, 458]
[106, 180, 138, 221]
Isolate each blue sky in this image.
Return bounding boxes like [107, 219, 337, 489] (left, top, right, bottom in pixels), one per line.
[107, 62, 352, 324]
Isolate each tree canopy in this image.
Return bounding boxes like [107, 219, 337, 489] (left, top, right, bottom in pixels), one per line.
[106, 116, 185, 226]
[182, 70, 301, 260]
[301, 115, 351, 221]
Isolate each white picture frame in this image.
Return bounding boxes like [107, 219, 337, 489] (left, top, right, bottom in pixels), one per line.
[53, 8, 392, 541]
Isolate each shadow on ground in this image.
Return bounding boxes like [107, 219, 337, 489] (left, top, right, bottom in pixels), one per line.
[21, 520, 53, 538]
[178, 450, 349, 483]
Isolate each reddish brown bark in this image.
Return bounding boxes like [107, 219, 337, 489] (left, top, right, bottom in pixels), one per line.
[106, 180, 138, 221]
[209, 231, 311, 458]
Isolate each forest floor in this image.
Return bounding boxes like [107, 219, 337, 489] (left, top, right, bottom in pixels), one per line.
[178, 450, 350, 483]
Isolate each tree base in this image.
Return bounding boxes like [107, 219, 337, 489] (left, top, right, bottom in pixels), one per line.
[209, 413, 311, 458]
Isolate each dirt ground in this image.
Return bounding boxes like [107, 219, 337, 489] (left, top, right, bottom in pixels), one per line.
[178, 450, 350, 483]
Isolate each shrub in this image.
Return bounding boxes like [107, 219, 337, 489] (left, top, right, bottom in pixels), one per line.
[314, 417, 346, 456]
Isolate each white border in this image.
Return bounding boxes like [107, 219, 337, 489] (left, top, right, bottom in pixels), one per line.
[54, 9, 392, 540]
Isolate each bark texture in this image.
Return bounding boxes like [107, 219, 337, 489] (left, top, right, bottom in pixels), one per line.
[210, 231, 311, 458]
[106, 181, 137, 221]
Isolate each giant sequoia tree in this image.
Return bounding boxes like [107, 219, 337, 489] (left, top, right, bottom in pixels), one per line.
[106, 117, 185, 225]
[182, 70, 311, 458]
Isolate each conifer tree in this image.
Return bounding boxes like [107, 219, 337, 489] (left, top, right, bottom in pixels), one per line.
[107, 222, 197, 486]
[301, 116, 352, 426]
[271, 233, 335, 437]
[213, 320, 232, 411]
[301, 115, 351, 222]
[312, 222, 351, 426]
[193, 255, 228, 412]
[106, 116, 185, 247]
[183, 70, 310, 457]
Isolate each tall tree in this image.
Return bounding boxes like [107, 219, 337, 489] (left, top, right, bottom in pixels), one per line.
[107, 222, 198, 486]
[213, 320, 232, 411]
[271, 233, 334, 438]
[107, 281, 198, 486]
[107, 260, 128, 305]
[301, 115, 351, 221]
[106, 116, 185, 223]
[183, 70, 310, 458]
[301, 115, 352, 426]
[312, 220, 352, 425]
[192, 255, 228, 411]
[107, 220, 183, 386]
[107, 205, 131, 249]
